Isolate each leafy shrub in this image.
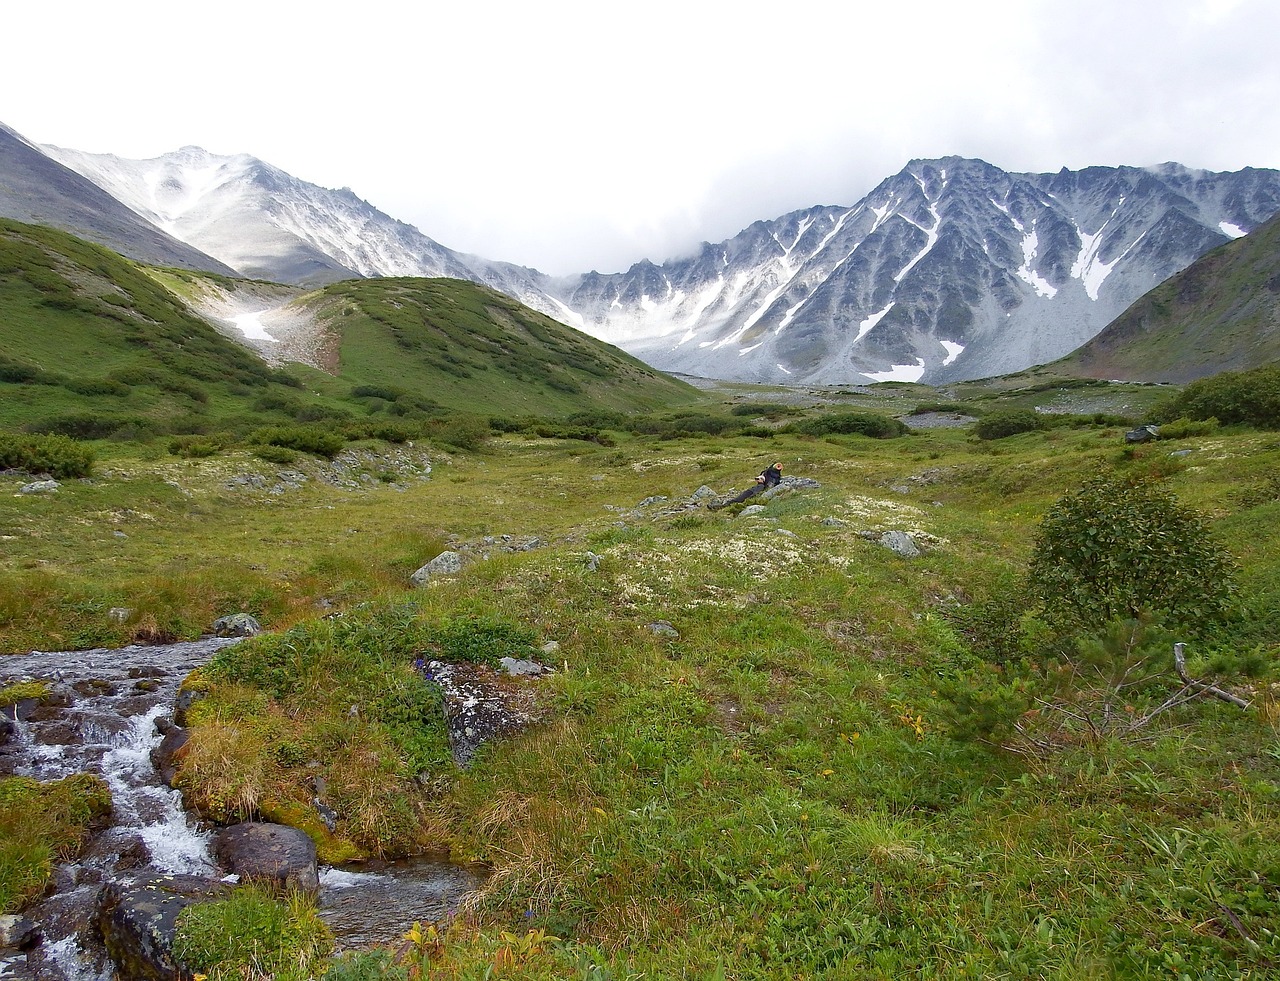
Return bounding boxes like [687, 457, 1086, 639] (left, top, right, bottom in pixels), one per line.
[1156, 416, 1220, 440]
[0, 432, 95, 478]
[168, 435, 223, 459]
[423, 615, 539, 666]
[974, 409, 1042, 440]
[786, 412, 907, 439]
[1028, 475, 1237, 633]
[250, 425, 345, 459]
[1151, 364, 1280, 429]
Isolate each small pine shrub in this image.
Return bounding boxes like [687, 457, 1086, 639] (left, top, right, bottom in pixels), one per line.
[0, 432, 95, 478]
[786, 412, 907, 439]
[250, 425, 345, 459]
[974, 409, 1041, 440]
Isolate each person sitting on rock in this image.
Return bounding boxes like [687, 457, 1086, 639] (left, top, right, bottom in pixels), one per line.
[708, 461, 784, 510]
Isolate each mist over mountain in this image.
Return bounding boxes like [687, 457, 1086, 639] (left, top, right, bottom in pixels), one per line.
[21, 127, 1280, 385]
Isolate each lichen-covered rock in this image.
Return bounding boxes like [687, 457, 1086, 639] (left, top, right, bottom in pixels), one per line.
[410, 550, 465, 585]
[211, 613, 261, 638]
[424, 660, 547, 767]
[212, 822, 319, 894]
[879, 530, 922, 558]
[95, 873, 227, 981]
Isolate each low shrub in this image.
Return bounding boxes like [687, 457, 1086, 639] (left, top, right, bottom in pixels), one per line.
[974, 409, 1041, 440]
[1155, 416, 1220, 440]
[250, 425, 345, 459]
[1028, 474, 1238, 633]
[0, 432, 95, 478]
[786, 412, 908, 439]
[1151, 363, 1280, 429]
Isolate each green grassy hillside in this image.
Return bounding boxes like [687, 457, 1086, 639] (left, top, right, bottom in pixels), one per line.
[0, 219, 308, 438]
[297, 277, 696, 416]
[1059, 211, 1280, 383]
[0, 221, 696, 445]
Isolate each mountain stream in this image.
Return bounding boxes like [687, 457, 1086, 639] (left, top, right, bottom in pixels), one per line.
[0, 639, 483, 978]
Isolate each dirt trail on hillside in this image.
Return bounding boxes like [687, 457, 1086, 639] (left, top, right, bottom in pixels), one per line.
[183, 281, 338, 373]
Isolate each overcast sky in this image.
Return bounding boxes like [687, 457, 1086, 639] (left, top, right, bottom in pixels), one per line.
[5, 0, 1278, 275]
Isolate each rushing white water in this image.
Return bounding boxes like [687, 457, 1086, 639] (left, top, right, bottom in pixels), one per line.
[0, 639, 482, 976]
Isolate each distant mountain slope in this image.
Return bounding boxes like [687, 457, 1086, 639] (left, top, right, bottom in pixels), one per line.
[562, 158, 1280, 385]
[1061, 210, 1280, 383]
[0, 218, 302, 436]
[0, 124, 235, 276]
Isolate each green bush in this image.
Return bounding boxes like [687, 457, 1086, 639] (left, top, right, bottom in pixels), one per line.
[786, 412, 907, 439]
[250, 425, 346, 459]
[168, 435, 223, 459]
[1155, 416, 1220, 440]
[0, 432, 95, 478]
[974, 409, 1042, 440]
[1027, 475, 1238, 633]
[1151, 364, 1280, 429]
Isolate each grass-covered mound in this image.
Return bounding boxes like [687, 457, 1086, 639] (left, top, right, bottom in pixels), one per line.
[0, 771, 111, 912]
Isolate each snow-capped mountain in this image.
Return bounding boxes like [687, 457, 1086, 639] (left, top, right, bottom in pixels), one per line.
[34, 137, 1280, 384]
[38, 143, 552, 303]
[0, 124, 233, 276]
[560, 158, 1280, 384]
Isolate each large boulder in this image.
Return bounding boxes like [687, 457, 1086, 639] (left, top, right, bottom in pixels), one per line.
[424, 660, 548, 767]
[95, 873, 227, 981]
[410, 550, 465, 585]
[212, 822, 319, 894]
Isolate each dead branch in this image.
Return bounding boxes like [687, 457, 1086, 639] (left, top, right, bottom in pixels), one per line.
[1173, 643, 1251, 709]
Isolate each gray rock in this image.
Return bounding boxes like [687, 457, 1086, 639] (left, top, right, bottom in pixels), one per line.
[821, 517, 847, 527]
[19, 480, 59, 494]
[150, 726, 189, 787]
[637, 496, 668, 508]
[583, 551, 601, 572]
[647, 621, 680, 639]
[212, 822, 319, 894]
[1125, 424, 1160, 444]
[879, 531, 922, 558]
[212, 613, 261, 638]
[95, 873, 228, 981]
[499, 657, 554, 677]
[0, 913, 38, 949]
[411, 550, 465, 584]
[1169, 449, 1194, 457]
[738, 505, 767, 517]
[691, 485, 717, 500]
[541, 640, 561, 655]
[425, 660, 547, 766]
[108, 607, 132, 624]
